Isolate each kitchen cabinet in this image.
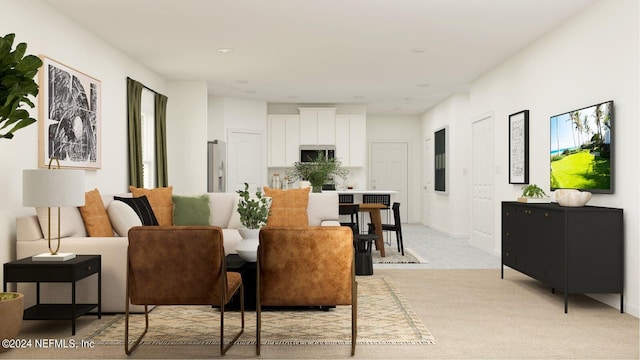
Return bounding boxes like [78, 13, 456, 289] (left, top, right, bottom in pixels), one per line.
[501, 202, 623, 313]
[335, 115, 366, 167]
[299, 107, 336, 145]
[267, 115, 300, 167]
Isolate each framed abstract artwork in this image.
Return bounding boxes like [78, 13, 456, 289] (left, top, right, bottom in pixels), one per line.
[38, 56, 101, 169]
[434, 126, 448, 193]
[509, 110, 529, 184]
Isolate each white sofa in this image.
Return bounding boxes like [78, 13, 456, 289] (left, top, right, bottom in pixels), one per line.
[15, 191, 339, 313]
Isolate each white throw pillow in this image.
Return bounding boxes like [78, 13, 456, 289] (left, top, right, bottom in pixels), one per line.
[36, 206, 87, 239]
[226, 196, 243, 229]
[107, 200, 143, 237]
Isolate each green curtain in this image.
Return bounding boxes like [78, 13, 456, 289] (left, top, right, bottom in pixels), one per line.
[154, 93, 168, 187]
[127, 78, 144, 188]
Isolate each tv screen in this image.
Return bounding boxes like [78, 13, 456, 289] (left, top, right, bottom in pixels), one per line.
[550, 100, 613, 193]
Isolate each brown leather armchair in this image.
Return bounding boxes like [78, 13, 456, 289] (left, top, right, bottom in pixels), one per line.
[256, 226, 357, 355]
[125, 226, 244, 355]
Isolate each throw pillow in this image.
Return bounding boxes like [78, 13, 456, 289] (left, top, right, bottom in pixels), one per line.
[107, 200, 143, 236]
[36, 206, 87, 239]
[129, 186, 173, 226]
[262, 187, 310, 227]
[172, 194, 211, 226]
[78, 189, 114, 237]
[114, 195, 159, 226]
[266, 207, 308, 227]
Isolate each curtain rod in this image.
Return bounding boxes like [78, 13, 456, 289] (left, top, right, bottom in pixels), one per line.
[127, 76, 160, 95]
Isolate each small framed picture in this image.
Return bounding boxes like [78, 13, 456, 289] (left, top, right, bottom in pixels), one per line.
[509, 110, 529, 184]
[38, 56, 102, 169]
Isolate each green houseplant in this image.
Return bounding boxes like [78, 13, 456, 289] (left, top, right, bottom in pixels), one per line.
[518, 184, 550, 203]
[0, 33, 43, 139]
[286, 151, 349, 192]
[236, 182, 270, 230]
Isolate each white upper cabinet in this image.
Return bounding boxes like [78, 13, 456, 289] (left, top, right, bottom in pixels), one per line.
[267, 115, 300, 167]
[299, 107, 336, 145]
[335, 114, 366, 167]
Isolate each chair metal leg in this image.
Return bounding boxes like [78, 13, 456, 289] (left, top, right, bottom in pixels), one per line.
[124, 303, 149, 355]
[256, 257, 261, 355]
[220, 283, 245, 355]
[352, 280, 357, 356]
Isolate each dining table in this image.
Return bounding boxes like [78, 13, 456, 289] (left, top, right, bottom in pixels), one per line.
[340, 202, 387, 257]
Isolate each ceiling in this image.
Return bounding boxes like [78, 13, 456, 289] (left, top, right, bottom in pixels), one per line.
[45, 0, 595, 115]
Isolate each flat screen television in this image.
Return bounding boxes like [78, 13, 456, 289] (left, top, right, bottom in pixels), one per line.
[550, 100, 613, 193]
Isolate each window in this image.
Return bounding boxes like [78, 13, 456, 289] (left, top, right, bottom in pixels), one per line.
[141, 89, 156, 189]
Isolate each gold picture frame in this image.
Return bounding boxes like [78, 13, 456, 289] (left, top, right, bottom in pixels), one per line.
[38, 56, 101, 169]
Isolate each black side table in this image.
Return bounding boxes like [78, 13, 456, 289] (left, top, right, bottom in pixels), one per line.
[354, 234, 377, 276]
[225, 254, 256, 310]
[3, 255, 101, 335]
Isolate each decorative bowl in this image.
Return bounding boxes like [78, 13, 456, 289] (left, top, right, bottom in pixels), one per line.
[554, 189, 592, 207]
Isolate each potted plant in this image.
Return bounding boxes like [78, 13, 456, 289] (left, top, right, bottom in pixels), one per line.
[0, 292, 24, 352]
[236, 182, 270, 232]
[286, 151, 349, 192]
[0, 33, 43, 139]
[518, 184, 551, 203]
[235, 183, 270, 262]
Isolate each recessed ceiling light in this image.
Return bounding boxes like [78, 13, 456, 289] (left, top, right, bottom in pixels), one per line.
[394, 107, 402, 111]
[411, 48, 426, 53]
[417, 83, 430, 88]
[245, 90, 256, 94]
[404, 97, 413, 101]
[289, 96, 298, 99]
[237, 80, 249, 84]
[353, 96, 364, 100]
[217, 48, 233, 53]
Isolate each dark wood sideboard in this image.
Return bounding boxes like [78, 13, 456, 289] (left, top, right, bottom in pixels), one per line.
[501, 201, 623, 313]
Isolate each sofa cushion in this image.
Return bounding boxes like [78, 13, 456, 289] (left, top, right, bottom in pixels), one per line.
[263, 187, 310, 227]
[308, 192, 339, 226]
[226, 196, 243, 229]
[79, 189, 114, 237]
[35, 206, 87, 239]
[107, 200, 143, 236]
[114, 196, 159, 226]
[172, 194, 211, 226]
[129, 186, 174, 226]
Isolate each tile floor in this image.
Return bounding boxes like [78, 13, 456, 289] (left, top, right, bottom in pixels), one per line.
[374, 223, 501, 270]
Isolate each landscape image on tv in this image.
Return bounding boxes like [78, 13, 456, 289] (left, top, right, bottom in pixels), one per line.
[550, 101, 612, 193]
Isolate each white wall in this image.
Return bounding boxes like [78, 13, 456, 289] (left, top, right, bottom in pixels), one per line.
[209, 96, 268, 184]
[467, 0, 638, 316]
[0, 0, 166, 282]
[166, 80, 208, 193]
[421, 94, 471, 237]
[367, 115, 423, 223]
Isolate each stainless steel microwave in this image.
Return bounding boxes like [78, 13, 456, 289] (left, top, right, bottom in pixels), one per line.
[300, 145, 336, 162]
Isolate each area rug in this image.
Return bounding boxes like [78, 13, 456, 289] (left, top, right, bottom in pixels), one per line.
[372, 246, 425, 264]
[86, 276, 435, 346]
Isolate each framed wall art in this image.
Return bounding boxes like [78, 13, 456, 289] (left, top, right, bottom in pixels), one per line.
[509, 110, 529, 184]
[434, 126, 448, 193]
[38, 56, 101, 169]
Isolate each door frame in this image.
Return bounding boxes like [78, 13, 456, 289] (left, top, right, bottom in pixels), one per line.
[226, 128, 266, 192]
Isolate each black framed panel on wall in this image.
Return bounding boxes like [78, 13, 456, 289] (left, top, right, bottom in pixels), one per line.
[434, 126, 447, 193]
[509, 110, 529, 184]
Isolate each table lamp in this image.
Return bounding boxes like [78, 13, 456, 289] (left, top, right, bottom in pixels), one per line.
[23, 158, 85, 261]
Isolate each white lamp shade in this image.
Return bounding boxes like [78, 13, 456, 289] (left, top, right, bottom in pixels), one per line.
[23, 169, 86, 207]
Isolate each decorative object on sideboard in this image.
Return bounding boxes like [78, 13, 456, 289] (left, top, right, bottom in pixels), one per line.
[235, 182, 270, 262]
[517, 184, 551, 203]
[0, 292, 24, 352]
[287, 151, 348, 192]
[22, 157, 86, 261]
[0, 33, 43, 140]
[554, 189, 592, 207]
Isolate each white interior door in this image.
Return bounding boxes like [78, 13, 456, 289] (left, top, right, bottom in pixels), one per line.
[227, 129, 264, 192]
[423, 137, 433, 225]
[370, 141, 408, 222]
[471, 114, 494, 252]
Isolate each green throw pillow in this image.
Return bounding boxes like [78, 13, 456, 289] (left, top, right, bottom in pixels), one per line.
[172, 194, 211, 226]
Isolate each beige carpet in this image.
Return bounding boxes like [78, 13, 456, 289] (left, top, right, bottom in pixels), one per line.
[85, 276, 435, 346]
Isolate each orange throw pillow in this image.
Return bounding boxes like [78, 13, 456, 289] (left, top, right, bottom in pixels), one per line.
[263, 187, 310, 227]
[129, 186, 174, 226]
[79, 188, 113, 237]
